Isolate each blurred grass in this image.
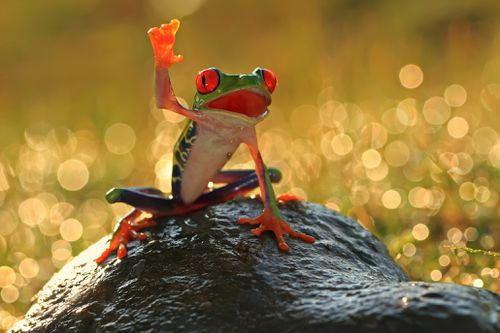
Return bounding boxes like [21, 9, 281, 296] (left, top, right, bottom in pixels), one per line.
[0, 0, 500, 330]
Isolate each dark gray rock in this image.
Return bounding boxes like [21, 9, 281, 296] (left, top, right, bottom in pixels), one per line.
[10, 199, 500, 333]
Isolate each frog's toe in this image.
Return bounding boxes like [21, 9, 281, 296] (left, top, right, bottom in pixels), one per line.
[116, 243, 127, 260]
[238, 217, 261, 225]
[267, 168, 282, 183]
[276, 193, 304, 202]
[95, 215, 155, 264]
[147, 26, 161, 39]
[105, 188, 123, 203]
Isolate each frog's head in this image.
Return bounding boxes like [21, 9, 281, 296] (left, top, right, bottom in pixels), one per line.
[192, 68, 277, 125]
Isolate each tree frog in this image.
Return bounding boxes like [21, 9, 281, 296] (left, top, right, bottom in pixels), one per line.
[96, 19, 315, 264]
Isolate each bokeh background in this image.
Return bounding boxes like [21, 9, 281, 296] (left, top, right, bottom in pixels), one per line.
[1, 0, 500, 330]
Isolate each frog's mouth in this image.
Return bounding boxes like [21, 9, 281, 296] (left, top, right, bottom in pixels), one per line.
[203, 88, 271, 118]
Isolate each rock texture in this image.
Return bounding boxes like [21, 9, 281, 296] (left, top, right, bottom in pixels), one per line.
[10, 199, 500, 333]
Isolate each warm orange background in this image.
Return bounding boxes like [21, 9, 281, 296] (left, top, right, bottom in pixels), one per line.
[0, 0, 499, 330]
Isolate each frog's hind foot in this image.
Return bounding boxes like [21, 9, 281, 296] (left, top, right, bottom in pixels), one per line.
[276, 193, 304, 203]
[95, 209, 157, 264]
[238, 209, 315, 251]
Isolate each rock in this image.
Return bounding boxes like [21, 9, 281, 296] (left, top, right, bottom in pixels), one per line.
[10, 199, 500, 333]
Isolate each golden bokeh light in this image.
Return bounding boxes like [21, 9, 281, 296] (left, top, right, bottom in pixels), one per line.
[57, 159, 89, 191]
[384, 141, 410, 167]
[447, 117, 469, 139]
[402, 243, 417, 257]
[104, 123, 137, 155]
[381, 190, 402, 209]
[1, 286, 19, 304]
[0, 210, 17, 236]
[472, 278, 484, 288]
[332, 134, 354, 157]
[361, 149, 382, 169]
[480, 84, 500, 112]
[447, 228, 463, 244]
[59, 218, 83, 242]
[399, 64, 424, 89]
[464, 227, 478, 242]
[0, 267, 16, 288]
[480, 235, 495, 249]
[18, 258, 39, 279]
[18, 198, 47, 227]
[472, 127, 498, 154]
[430, 270, 442, 281]
[408, 187, 432, 209]
[412, 223, 430, 241]
[474, 185, 490, 203]
[319, 100, 346, 128]
[422, 96, 451, 125]
[489, 143, 500, 167]
[51, 240, 72, 262]
[361, 123, 388, 149]
[324, 197, 341, 211]
[0, 163, 10, 192]
[444, 84, 467, 107]
[365, 161, 389, 181]
[459, 182, 475, 201]
[439, 255, 450, 267]
[396, 98, 419, 127]
[350, 186, 370, 206]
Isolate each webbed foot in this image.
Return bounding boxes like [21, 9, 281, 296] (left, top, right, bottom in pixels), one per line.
[95, 210, 157, 264]
[238, 209, 315, 251]
[147, 19, 184, 69]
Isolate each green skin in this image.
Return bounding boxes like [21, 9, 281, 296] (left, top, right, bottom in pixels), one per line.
[95, 23, 314, 264]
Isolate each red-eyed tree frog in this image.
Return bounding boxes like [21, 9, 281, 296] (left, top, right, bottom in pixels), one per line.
[95, 19, 315, 264]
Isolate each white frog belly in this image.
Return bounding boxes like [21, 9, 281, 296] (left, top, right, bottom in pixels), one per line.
[180, 125, 246, 204]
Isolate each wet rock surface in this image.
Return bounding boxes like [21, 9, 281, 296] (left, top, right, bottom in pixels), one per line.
[10, 199, 500, 333]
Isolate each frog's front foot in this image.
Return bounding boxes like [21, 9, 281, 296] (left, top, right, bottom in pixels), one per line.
[95, 210, 156, 264]
[238, 209, 315, 251]
[148, 19, 184, 69]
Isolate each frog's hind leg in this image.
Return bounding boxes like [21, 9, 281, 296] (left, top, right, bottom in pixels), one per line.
[196, 167, 282, 205]
[105, 167, 282, 216]
[96, 169, 282, 264]
[94, 208, 158, 264]
[212, 169, 298, 202]
[211, 168, 281, 185]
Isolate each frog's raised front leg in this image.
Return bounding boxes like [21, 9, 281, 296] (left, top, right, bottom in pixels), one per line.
[148, 19, 201, 121]
[239, 132, 315, 251]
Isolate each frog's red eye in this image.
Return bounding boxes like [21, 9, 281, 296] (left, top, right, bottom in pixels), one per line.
[196, 68, 220, 94]
[261, 68, 277, 93]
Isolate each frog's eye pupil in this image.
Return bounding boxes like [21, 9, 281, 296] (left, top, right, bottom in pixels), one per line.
[196, 68, 219, 94]
[261, 69, 277, 93]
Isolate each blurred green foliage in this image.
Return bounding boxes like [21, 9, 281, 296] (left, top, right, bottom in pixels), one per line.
[0, 0, 500, 330]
